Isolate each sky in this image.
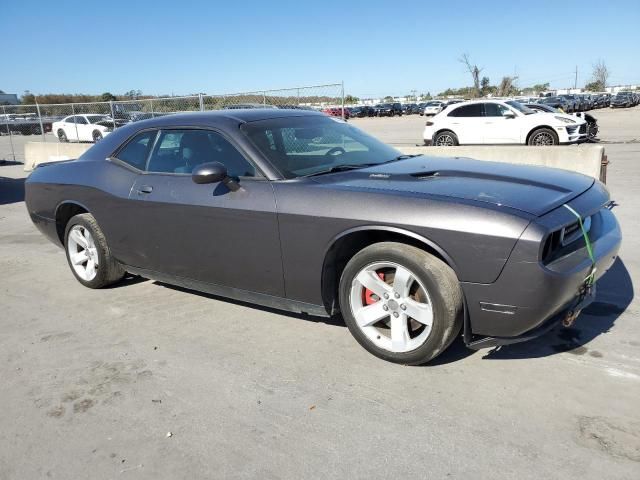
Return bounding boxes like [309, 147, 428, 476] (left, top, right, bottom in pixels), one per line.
[2, 0, 639, 99]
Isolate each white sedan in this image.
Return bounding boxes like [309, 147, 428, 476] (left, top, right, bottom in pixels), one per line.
[422, 101, 445, 116]
[52, 114, 115, 143]
[423, 100, 587, 146]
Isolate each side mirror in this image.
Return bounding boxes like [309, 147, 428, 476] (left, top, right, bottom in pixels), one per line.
[502, 111, 516, 119]
[192, 161, 227, 184]
[191, 161, 241, 191]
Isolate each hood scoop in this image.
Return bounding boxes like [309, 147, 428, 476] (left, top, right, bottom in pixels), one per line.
[411, 171, 441, 180]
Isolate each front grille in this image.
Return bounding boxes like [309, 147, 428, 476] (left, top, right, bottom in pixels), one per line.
[579, 124, 586, 134]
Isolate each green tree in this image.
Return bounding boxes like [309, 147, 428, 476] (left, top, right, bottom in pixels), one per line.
[21, 90, 36, 104]
[100, 92, 117, 102]
[480, 76, 491, 96]
[124, 89, 142, 99]
[344, 94, 359, 104]
[584, 80, 605, 92]
[383, 95, 394, 102]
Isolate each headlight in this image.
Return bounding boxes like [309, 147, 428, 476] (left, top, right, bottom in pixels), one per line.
[554, 116, 576, 124]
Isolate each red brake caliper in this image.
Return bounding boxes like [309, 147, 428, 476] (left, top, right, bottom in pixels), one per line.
[363, 272, 385, 305]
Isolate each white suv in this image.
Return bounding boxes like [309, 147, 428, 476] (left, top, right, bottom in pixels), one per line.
[423, 100, 587, 146]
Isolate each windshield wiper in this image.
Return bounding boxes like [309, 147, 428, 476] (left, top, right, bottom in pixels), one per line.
[303, 155, 423, 178]
[303, 163, 379, 177]
[385, 154, 422, 162]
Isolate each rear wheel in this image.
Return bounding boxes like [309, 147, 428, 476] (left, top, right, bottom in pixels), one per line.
[92, 130, 103, 143]
[434, 130, 459, 146]
[528, 127, 559, 146]
[339, 242, 463, 365]
[64, 213, 125, 288]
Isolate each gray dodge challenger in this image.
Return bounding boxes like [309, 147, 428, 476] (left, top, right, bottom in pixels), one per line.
[25, 109, 622, 364]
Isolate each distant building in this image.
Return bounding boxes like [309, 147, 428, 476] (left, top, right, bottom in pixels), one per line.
[0, 90, 19, 105]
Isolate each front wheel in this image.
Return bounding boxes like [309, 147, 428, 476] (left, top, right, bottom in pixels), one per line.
[433, 131, 459, 146]
[528, 127, 559, 146]
[339, 242, 463, 365]
[64, 213, 125, 288]
[57, 129, 68, 143]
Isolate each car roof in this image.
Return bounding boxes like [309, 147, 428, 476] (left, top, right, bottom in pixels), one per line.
[125, 108, 325, 127]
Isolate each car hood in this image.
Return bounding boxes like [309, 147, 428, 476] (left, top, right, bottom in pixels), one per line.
[310, 156, 594, 217]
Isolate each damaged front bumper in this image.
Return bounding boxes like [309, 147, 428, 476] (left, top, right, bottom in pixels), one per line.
[461, 181, 621, 347]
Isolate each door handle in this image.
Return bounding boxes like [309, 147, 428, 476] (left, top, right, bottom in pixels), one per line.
[136, 185, 153, 195]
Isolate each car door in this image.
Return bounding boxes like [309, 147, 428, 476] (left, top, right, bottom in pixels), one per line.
[125, 128, 285, 296]
[446, 104, 484, 144]
[64, 116, 79, 141]
[482, 103, 522, 144]
[74, 115, 91, 141]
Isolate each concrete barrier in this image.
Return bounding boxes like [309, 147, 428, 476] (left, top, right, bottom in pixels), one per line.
[24, 142, 91, 171]
[23, 141, 608, 183]
[398, 145, 608, 183]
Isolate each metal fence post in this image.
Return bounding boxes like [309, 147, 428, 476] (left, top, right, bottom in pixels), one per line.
[263, 91, 266, 107]
[297, 88, 300, 106]
[341, 81, 345, 120]
[109, 101, 116, 128]
[35, 101, 46, 142]
[2, 105, 16, 162]
[199, 93, 204, 112]
[149, 98, 155, 118]
[71, 103, 79, 141]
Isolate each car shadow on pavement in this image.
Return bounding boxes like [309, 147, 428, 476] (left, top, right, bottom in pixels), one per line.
[0, 176, 25, 205]
[480, 257, 634, 360]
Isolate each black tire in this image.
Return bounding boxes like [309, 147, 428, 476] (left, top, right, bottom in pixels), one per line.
[64, 213, 125, 289]
[527, 127, 559, 146]
[92, 130, 103, 143]
[58, 129, 68, 143]
[433, 130, 459, 146]
[339, 242, 463, 365]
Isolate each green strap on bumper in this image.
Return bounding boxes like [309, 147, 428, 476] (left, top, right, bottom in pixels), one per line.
[563, 204, 596, 286]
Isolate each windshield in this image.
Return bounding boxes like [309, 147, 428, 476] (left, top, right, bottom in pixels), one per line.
[86, 115, 110, 123]
[505, 101, 535, 114]
[425, 101, 441, 107]
[240, 115, 402, 178]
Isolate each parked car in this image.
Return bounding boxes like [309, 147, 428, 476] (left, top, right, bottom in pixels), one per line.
[422, 101, 445, 116]
[423, 100, 587, 146]
[52, 114, 116, 143]
[538, 96, 571, 112]
[349, 106, 363, 117]
[322, 107, 350, 119]
[525, 103, 598, 140]
[402, 103, 418, 114]
[610, 92, 634, 108]
[25, 109, 621, 365]
[559, 95, 580, 112]
[0, 113, 53, 136]
[374, 103, 403, 117]
[359, 106, 377, 117]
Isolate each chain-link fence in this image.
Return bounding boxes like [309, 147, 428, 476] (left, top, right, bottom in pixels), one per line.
[0, 83, 344, 163]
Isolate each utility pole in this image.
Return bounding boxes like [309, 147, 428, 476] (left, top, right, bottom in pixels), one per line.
[574, 66, 578, 90]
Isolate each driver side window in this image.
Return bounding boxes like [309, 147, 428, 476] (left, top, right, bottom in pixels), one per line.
[483, 103, 511, 117]
[146, 129, 257, 177]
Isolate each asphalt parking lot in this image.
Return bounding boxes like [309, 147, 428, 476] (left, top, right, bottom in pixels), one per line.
[1, 109, 640, 479]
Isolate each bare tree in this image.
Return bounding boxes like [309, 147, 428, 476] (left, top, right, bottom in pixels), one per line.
[459, 53, 483, 97]
[497, 76, 518, 97]
[591, 59, 609, 89]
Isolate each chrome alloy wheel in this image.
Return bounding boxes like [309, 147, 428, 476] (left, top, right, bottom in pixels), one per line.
[435, 134, 454, 146]
[67, 225, 99, 281]
[531, 131, 554, 145]
[349, 262, 434, 353]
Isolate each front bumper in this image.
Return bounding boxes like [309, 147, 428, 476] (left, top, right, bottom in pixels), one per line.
[557, 123, 587, 144]
[461, 183, 621, 339]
